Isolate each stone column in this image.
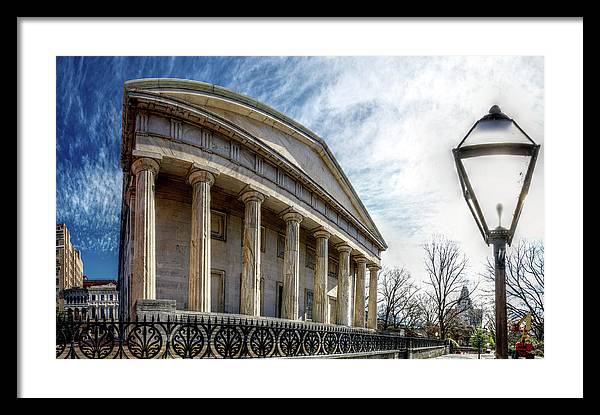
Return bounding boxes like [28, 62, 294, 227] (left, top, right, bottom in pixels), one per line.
[122, 185, 135, 321]
[131, 157, 160, 312]
[281, 210, 303, 320]
[335, 244, 353, 326]
[239, 190, 266, 316]
[187, 168, 217, 312]
[353, 256, 367, 328]
[367, 264, 381, 330]
[313, 228, 331, 323]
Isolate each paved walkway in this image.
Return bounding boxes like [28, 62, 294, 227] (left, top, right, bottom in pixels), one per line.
[434, 352, 495, 359]
[435, 353, 542, 359]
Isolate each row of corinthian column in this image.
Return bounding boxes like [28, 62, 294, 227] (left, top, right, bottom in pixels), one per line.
[129, 156, 381, 329]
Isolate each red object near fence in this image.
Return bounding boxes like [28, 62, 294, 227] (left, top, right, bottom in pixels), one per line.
[515, 341, 534, 358]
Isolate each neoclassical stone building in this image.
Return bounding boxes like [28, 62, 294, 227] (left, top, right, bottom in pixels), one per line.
[63, 278, 119, 320]
[117, 79, 387, 329]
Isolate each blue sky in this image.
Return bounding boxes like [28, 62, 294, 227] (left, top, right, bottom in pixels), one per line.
[56, 56, 544, 284]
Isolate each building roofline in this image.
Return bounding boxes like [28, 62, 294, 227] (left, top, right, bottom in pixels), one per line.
[123, 78, 387, 249]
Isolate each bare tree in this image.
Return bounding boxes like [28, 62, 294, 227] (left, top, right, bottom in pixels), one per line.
[482, 239, 544, 340]
[479, 297, 496, 339]
[400, 295, 427, 330]
[415, 292, 438, 328]
[423, 234, 475, 339]
[412, 293, 440, 337]
[377, 266, 420, 331]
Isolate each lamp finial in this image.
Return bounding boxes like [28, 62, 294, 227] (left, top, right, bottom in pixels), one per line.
[496, 203, 503, 228]
[489, 105, 502, 115]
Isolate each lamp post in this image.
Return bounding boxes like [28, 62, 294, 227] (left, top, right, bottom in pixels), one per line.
[452, 105, 540, 359]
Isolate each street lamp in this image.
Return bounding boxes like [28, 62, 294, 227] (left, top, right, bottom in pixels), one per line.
[452, 105, 540, 359]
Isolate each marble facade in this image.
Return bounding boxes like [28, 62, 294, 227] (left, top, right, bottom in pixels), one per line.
[118, 79, 387, 329]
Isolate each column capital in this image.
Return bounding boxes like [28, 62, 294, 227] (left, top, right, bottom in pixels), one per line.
[313, 227, 332, 240]
[187, 163, 220, 186]
[131, 157, 160, 176]
[280, 209, 303, 224]
[368, 263, 382, 271]
[239, 189, 266, 204]
[187, 169, 217, 186]
[335, 243, 352, 254]
[354, 255, 368, 264]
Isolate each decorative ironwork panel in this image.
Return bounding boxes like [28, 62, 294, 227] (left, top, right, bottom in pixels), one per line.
[56, 316, 445, 359]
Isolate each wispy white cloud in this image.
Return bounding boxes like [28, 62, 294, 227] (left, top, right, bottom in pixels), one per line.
[224, 56, 545, 289]
[57, 56, 544, 287]
[57, 57, 123, 254]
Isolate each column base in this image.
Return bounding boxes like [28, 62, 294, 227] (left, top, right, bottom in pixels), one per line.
[135, 299, 176, 320]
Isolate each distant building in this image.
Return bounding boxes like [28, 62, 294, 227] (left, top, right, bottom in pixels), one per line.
[450, 285, 483, 345]
[63, 277, 119, 320]
[85, 278, 119, 320]
[456, 285, 483, 327]
[63, 287, 88, 320]
[56, 224, 84, 311]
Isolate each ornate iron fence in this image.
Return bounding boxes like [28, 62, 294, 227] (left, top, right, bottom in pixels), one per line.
[56, 315, 446, 359]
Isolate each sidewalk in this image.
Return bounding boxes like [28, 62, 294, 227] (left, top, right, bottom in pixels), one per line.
[434, 353, 542, 359]
[434, 352, 495, 359]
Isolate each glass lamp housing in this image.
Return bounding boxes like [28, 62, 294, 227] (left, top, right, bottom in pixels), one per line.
[453, 106, 540, 245]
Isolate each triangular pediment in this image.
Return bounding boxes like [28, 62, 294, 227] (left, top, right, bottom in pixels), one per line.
[125, 79, 386, 248]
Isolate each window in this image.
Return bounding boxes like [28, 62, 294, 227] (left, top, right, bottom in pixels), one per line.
[305, 290, 313, 321]
[277, 234, 285, 259]
[260, 226, 266, 253]
[109, 294, 113, 301]
[101, 295, 105, 301]
[92, 295, 96, 301]
[306, 247, 316, 270]
[211, 270, 225, 313]
[211, 211, 227, 241]
[275, 282, 283, 318]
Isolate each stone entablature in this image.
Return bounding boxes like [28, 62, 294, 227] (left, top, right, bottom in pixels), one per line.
[122, 87, 385, 259]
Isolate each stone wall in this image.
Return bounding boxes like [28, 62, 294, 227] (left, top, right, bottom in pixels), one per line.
[407, 346, 449, 359]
